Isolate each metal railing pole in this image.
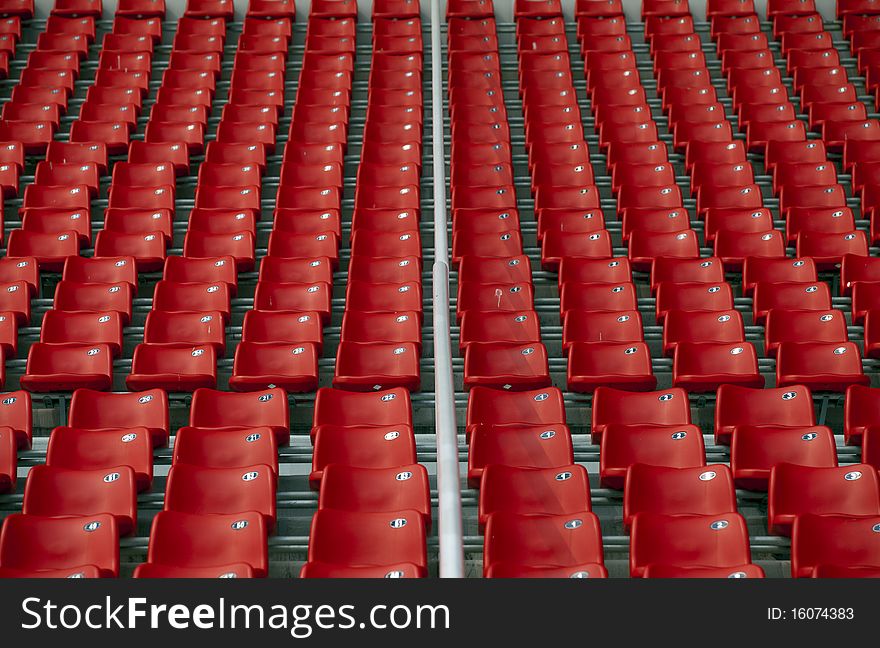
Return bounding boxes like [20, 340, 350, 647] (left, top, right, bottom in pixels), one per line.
[430, 0, 465, 579]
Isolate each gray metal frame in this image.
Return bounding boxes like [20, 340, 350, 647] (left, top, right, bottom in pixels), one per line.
[430, 0, 465, 578]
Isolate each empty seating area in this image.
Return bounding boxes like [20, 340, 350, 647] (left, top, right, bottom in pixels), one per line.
[456, 0, 880, 579]
[0, 0, 436, 578]
[2, 0, 880, 579]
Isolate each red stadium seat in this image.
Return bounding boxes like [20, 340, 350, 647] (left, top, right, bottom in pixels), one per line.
[0, 121, 52, 156]
[128, 141, 189, 176]
[173, 426, 277, 474]
[601, 423, 705, 489]
[318, 464, 430, 527]
[143, 311, 225, 355]
[685, 140, 747, 170]
[134, 563, 254, 578]
[304, 509, 427, 577]
[743, 257, 818, 295]
[0, 281, 29, 325]
[714, 230, 786, 270]
[312, 385, 410, 434]
[310, 421, 417, 487]
[34, 161, 98, 196]
[559, 282, 636, 316]
[300, 562, 423, 579]
[0, 258, 38, 297]
[845, 385, 880, 446]
[592, 387, 691, 443]
[41, 310, 124, 357]
[534, 208, 603, 241]
[126, 343, 217, 392]
[623, 464, 736, 530]
[190, 387, 289, 446]
[478, 465, 590, 529]
[448, 0, 495, 17]
[0, 427, 15, 492]
[53, 280, 133, 325]
[0, 0, 33, 17]
[22, 184, 89, 211]
[346, 281, 422, 316]
[229, 341, 319, 393]
[863, 310, 880, 358]
[62, 256, 138, 295]
[457, 282, 534, 319]
[112, 161, 175, 188]
[68, 388, 168, 448]
[144, 121, 205, 156]
[650, 257, 725, 292]
[752, 281, 831, 324]
[0, 390, 28, 450]
[629, 513, 751, 577]
[258, 258, 331, 288]
[541, 229, 613, 270]
[730, 424, 837, 490]
[189, 208, 258, 238]
[47, 426, 152, 491]
[346, 254, 420, 284]
[562, 310, 643, 351]
[643, 564, 765, 578]
[6, 229, 79, 272]
[567, 342, 656, 392]
[791, 514, 880, 578]
[253, 281, 332, 324]
[0, 513, 118, 577]
[0, 313, 15, 358]
[163, 255, 237, 295]
[822, 118, 880, 151]
[608, 142, 668, 170]
[343, 293, 422, 335]
[84, 85, 143, 114]
[468, 422, 573, 488]
[332, 341, 420, 392]
[164, 463, 276, 530]
[152, 280, 231, 323]
[558, 257, 631, 286]
[22, 465, 137, 536]
[141, 511, 267, 577]
[21, 343, 113, 392]
[620, 208, 691, 242]
[628, 229, 700, 271]
[116, 0, 165, 16]
[69, 120, 131, 156]
[93, 231, 166, 272]
[466, 385, 564, 439]
[266, 232, 340, 268]
[246, 0, 294, 18]
[785, 207, 855, 244]
[843, 139, 880, 173]
[663, 309, 745, 356]
[655, 281, 734, 323]
[19, 207, 91, 245]
[243, 310, 324, 352]
[851, 281, 880, 324]
[182, 231, 256, 272]
[769, 463, 880, 535]
[715, 384, 816, 446]
[672, 342, 763, 392]
[764, 309, 848, 356]
[764, 140, 826, 171]
[776, 341, 868, 391]
[690, 161, 754, 194]
[483, 512, 604, 577]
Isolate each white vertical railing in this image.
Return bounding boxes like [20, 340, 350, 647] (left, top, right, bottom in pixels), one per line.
[430, 0, 465, 578]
